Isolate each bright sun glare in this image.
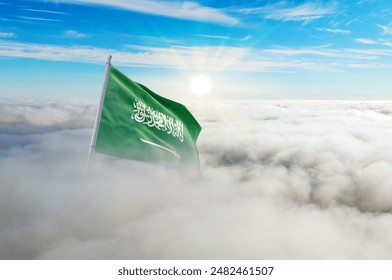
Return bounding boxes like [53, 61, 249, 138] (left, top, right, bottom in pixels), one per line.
[189, 74, 212, 96]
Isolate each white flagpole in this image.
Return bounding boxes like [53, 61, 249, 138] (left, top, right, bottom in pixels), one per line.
[86, 55, 112, 169]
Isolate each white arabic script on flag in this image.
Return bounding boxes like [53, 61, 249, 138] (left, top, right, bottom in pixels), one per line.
[131, 99, 184, 142]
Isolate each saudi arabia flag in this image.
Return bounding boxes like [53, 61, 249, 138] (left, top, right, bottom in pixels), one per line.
[95, 65, 201, 167]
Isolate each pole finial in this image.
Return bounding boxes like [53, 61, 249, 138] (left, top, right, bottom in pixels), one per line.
[107, 55, 112, 65]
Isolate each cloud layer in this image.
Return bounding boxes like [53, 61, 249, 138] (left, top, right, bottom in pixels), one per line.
[240, 2, 336, 22]
[2, 40, 392, 72]
[2, 98, 392, 259]
[40, 0, 239, 25]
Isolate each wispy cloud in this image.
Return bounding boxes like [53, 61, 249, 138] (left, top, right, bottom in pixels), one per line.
[378, 23, 392, 35]
[39, 0, 239, 25]
[195, 34, 233, 40]
[357, 0, 377, 4]
[20, 8, 70, 16]
[241, 2, 336, 23]
[316, 27, 350, 34]
[356, 38, 377, 45]
[0, 40, 110, 64]
[17, 16, 61, 22]
[0, 32, 16, 38]
[242, 35, 252, 41]
[262, 47, 343, 58]
[0, 40, 313, 72]
[194, 34, 252, 41]
[356, 38, 392, 47]
[1, 40, 391, 72]
[64, 30, 86, 38]
[346, 18, 365, 26]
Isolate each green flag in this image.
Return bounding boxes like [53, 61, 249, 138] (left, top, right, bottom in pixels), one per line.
[95, 65, 201, 167]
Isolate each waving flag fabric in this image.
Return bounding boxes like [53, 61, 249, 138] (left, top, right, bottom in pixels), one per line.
[95, 66, 201, 167]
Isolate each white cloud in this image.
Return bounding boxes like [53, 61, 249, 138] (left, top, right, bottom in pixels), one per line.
[356, 38, 377, 45]
[382, 41, 392, 47]
[0, 40, 251, 71]
[378, 24, 392, 35]
[241, 2, 336, 23]
[0, 40, 110, 63]
[20, 8, 70, 16]
[316, 27, 351, 34]
[242, 35, 252, 41]
[17, 16, 61, 22]
[193, 34, 252, 41]
[357, 0, 377, 4]
[355, 38, 392, 48]
[0, 32, 16, 38]
[39, 0, 239, 25]
[64, 30, 86, 38]
[261, 47, 343, 58]
[1, 40, 392, 72]
[2, 99, 392, 259]
[0, 98, 96, 135]
[346, 62, 386, 69]
[194, 34, 233, 40]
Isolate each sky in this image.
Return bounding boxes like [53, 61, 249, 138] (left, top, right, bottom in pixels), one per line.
[2, 98, 392, 259]
[1, 0, 392, 99]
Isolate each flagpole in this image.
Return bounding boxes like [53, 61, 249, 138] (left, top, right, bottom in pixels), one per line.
[87, 55, 112, 169]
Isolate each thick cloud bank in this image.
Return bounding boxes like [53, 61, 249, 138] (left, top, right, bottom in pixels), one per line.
[1, 98, 392, 259]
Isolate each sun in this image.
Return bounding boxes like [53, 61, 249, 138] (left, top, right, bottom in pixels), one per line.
[189, 74, 212, 96]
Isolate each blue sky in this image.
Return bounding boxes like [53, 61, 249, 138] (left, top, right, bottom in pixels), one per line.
[1, 0, 392, 99]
